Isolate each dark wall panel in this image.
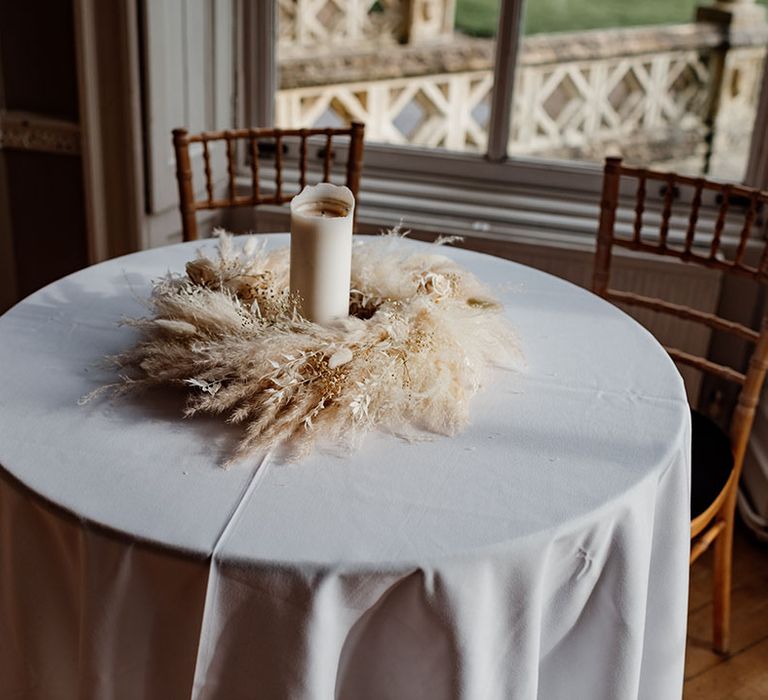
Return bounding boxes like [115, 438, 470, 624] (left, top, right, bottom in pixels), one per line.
[4, 151, 88, 298]
[0, 0, 79, 120]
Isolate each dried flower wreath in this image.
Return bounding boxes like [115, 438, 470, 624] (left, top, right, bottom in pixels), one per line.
[88, 230, 519, 464]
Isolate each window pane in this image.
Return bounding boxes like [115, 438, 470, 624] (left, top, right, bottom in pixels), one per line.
[511, 0, 768, 179]
[525, 0, 767, 35]
[276, 0, 500, 153]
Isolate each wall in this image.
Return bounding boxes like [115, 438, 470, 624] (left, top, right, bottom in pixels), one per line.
[0, 0, 89, 313]
[141, 0, 235, 248]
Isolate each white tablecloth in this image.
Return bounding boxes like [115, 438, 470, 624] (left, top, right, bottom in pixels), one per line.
[0, 235, 691, 699]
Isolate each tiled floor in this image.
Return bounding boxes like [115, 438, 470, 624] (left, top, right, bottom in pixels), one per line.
[683, 521, 768, 699]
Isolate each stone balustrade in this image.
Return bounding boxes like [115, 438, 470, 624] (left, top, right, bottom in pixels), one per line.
[278, 0, 456, 58]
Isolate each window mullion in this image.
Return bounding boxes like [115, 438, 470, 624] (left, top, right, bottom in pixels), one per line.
[242, 0, 276, 128]
[745, 54, 768, 190]
[486, 0, 525, 162]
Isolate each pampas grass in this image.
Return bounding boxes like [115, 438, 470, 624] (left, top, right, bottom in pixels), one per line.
[88, 230, 520, 465]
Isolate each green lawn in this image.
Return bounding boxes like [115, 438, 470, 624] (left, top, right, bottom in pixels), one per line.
[456, 0, 768, 37]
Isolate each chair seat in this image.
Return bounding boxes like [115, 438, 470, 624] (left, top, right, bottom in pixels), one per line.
[691, 409, 734, 519]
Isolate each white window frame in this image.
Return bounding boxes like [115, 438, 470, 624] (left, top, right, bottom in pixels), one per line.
[240, 0, 768, 244]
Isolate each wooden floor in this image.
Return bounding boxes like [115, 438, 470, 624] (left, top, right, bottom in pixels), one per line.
[684, 521, 768, 699]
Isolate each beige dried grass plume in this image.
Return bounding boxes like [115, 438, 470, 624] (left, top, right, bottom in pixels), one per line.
[91, 230, 520, 465]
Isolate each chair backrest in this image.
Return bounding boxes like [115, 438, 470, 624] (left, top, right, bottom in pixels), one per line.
[593, 156, 768, 477]
[172, 123, 365, 242]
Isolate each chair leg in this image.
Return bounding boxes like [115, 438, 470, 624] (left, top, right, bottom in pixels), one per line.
[712, 513, 734, 654]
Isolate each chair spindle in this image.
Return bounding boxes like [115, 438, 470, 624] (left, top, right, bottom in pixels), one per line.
[323, 130, 333, 182]
[346, 122, 365, 211]
[225, 132, 236, 202]
[299, 130, 308, 191]
[735, 191, 759, 267]
[711, 185, 731, 259]
[275, 133, 283, 203]
[249, 134, 260, 204]
[684, 178, 704, 257]
[593, 156, 623, 297]
[659, 173, 675, 249]
[758, 240, 768, 280]
[633, 173, 646, 244]
[202, 139, 214, 204]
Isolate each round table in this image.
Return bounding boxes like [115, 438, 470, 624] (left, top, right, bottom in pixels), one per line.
[0, 235, 691, 700]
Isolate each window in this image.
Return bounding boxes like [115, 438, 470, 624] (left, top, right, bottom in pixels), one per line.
[243, 1, 768, 240]
[513, 0, 768, 180]
[276, 0, 501, 154]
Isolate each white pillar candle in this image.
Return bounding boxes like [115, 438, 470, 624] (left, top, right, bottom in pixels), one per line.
[289, 183, 355, 325]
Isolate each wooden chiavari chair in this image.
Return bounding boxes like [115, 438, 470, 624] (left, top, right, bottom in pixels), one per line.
[172, 123, 365, 242]
[593, 156, 768, 654]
